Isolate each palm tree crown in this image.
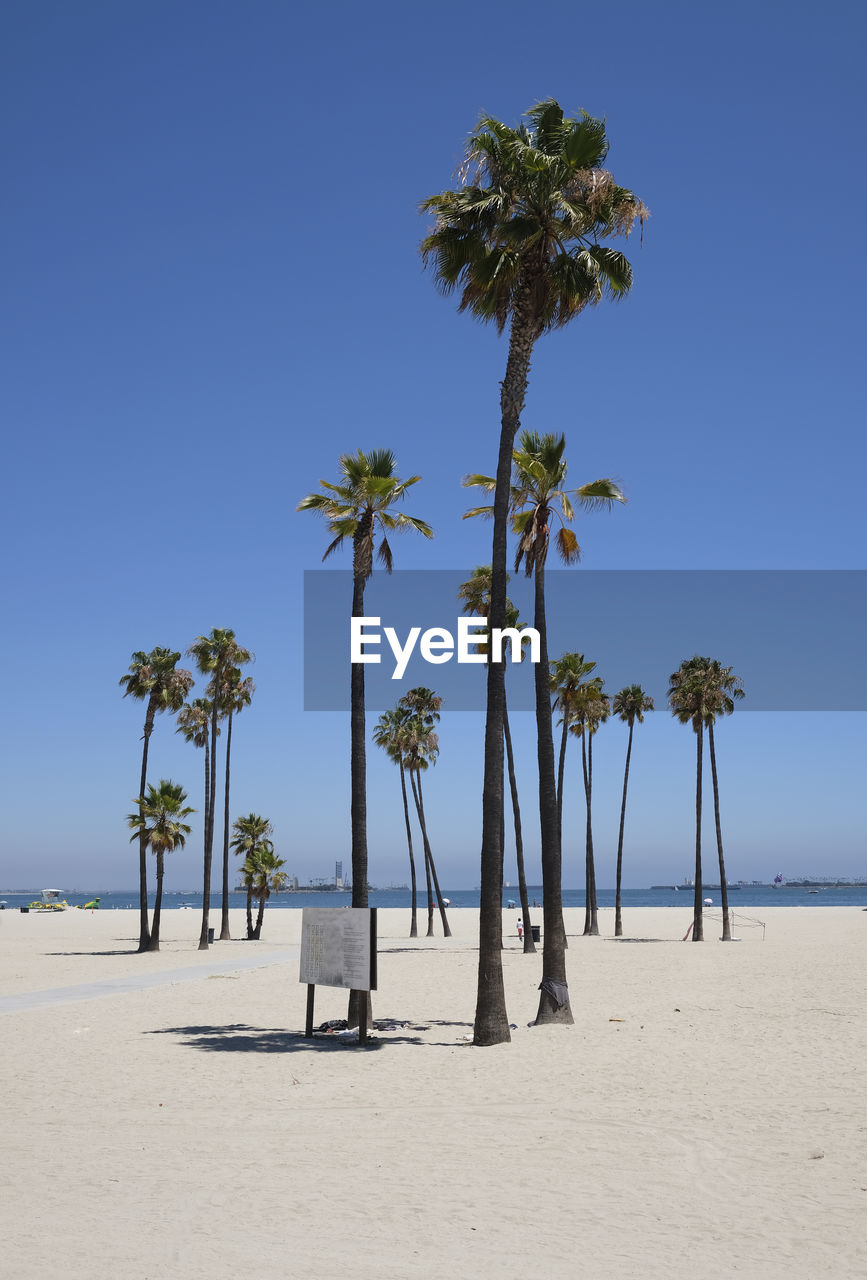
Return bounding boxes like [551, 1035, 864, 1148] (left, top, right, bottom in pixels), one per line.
[297, 448, 432, 579]
[465, 430, 625, 576]
[421, 99, 648, 334]
[119, 648, 194, 715]
[668, 657, 744, 729]
[128, 781, 194, 856]
[613, 685, 655, 726]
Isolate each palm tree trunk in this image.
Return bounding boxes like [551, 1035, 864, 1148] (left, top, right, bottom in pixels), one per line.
[581, 733, 592, 935]
[587, 732, 599, 936]
[556, 715, 569, 838]
[150, 851, 163, 951]
[253, 891, 266, 939]
[411, 771, 435, 936]
[413, 771, 451, 937]
[348, 556, 371, 1029]
[246, 886, 254, 939]
[614, 721, 634, 938]
[708, 723, 731, 940]
[136, 702, 155, 952]
[399, 761, 419, 937]
[219, 709, 234, 940]
[533, 554, 573, 1026]
[504, 703, 534, 953]
[693, 722, 704, 941]
[474, 295, 541, 1046]
[200, 688, 221, 950]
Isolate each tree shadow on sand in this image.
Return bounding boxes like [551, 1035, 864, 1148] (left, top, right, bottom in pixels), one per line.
[48, 948, 140, 956]
[146, 1022, 427, 1053]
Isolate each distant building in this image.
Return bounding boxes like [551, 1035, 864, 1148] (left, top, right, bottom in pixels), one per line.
[335, 860, 343, 889]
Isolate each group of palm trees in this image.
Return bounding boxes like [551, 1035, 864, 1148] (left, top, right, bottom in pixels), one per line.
[299, 99, 744, 1044]
[120, 630, 286, 952]
[373, 689, 451, 939]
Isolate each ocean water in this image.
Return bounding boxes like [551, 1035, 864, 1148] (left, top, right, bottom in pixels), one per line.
[2, 884, 865, 912]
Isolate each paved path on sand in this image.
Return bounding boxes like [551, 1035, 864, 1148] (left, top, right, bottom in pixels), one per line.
[0, 947, 300, 1016]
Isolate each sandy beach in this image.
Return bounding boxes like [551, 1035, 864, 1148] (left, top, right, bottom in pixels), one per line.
[0, 905, 864, 1279]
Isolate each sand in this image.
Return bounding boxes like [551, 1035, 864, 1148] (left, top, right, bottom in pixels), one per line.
[0, 905, 864, 1280]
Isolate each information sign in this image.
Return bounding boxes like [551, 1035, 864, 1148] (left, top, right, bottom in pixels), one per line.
[299, 907, 377, 992]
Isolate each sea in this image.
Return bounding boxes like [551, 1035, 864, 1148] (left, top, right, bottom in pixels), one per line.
[2, 884, 865, 911]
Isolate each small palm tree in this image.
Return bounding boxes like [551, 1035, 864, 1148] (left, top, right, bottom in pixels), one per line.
[298, 451, 432, 1023]
[373, 707, 420, 937]
[612, 686, 655, 937]
[398, 688, 451, 938]
[120, 649, 194, 951]
[423, 99, 646, 1046]
[187, 629, 251, 950]
[466, 431, 624, 1022]
[176, 698, 218, 877]
[457, 567, 535, 953]
[671, 659, 744, 941]
[127, 780, 193, 951]
[241, 846, 289, 940]
[214, 667, 255, 940]
[568, 679, 609, 936]
[669, 657, 743, 941]
[550, 652, 598, 837]
[231, 814, 275, 939]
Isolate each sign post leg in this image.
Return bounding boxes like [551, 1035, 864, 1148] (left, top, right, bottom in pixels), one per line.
[305, 984, 315, 1037]
[358, 991, 368, 1045]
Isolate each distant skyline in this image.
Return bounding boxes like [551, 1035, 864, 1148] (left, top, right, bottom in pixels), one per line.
[1, 1, 864, 890]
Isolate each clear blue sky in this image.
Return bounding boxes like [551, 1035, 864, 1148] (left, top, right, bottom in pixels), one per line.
[1, 0, 864, 889]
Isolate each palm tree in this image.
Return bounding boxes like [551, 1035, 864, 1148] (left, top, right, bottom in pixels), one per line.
[466, 431, 624, 1022]
[120, 648, 194, 951]
[569, 681, 609, 936]
[457, 567, 534, 953]
[214, 667, 255, 941]
[299, 451, 432, 1024]
[231, 814, 275, 939]
[241, 846, 289, 940]
[423, 99, 646, 1045]
[127, 780, 193, 951]
[187, 630, 251, 950]
[399, 688, 451, 938]
[176, 698, 218, 887]
[612, 686, 655, 937]
[672, 659, 744, 941]
[670, 656, 743, 942]
[550, 651, 597, 838]
[373, 707, 420, 937]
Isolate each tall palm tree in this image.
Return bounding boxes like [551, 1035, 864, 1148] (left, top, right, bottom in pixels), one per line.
[127, 780, 193, 951]
[373, 707, 420, 938]
[176, 698, 218, 889]
[670, 656, 742, 942]
[120, 648, 194, 951]
[612, 685, 655, 937]
[466, 431, 624, 1023]
[457, 567, 535, 953]
[423, 99, 646, 1045]
[550, 651, 597, 837]
[187, 629, 251, 950]
[299, 451, 432, 1023]
[399, 688, 451, 938]
[215, 667, 255, 941]
[671, 659, 745, 941]
[231, 814, 275, 939]
[569, 681, 609, 935]
[241, 846, 289, 940]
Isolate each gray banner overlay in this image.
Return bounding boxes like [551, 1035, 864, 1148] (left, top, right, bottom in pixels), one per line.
[303, 570, 866, 712]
